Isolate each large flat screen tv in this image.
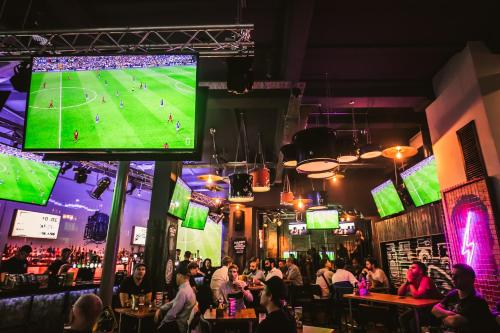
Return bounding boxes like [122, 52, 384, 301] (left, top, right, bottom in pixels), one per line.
[401, 155, 442, 207]
[181, 201, 209, 230]
[0, 144, 60, 205]
[10, 209, 61, 239]
[24, 54, 200, 156]
[306, 210, 339, 230]
[177, 215, 223, 266]
[371, 179, 405, 218]
[168, 177, 192, 220]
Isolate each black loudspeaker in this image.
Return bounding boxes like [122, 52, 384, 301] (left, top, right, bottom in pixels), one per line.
[233, 209, 245, 232]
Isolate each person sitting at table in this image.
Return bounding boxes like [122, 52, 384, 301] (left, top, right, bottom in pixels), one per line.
[331, 258, 358, 286]
[284, 258, 303, 286]
[348, 257, 363, 279]
[362, 257, 389, 290]
[187, 261, 205, 290]
[119, 263, 152, 307]
[398, 261, 442, 333]
[156, 265, 196, 333]
[218, 264, 253, 310]
[65, 294, 103, 333]
[200, 258, 214, 281]
[278, 259, 288, 275]
[0, 244, 32, 280]
[264, 258, 283, 281]
[432, 264, 498, 333]
[210, 256, 233, 302]
[316, 258, 334, 298]
[244, 259, 265, 284]
[258, 276, 297, 333]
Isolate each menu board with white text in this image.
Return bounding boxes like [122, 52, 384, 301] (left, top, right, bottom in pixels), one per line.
[10, 209, 61, 239]
[132, 226, 147, 246]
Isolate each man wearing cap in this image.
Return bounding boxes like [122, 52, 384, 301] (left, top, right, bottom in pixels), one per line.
[155, 264, 196, 333]
[258, 276, 297, 333]
[119, 263, 152, 307]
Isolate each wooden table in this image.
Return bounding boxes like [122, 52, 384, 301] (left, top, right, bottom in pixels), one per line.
[343, 293, 441, 333]
[247, 285, 264, 292]
[298, 325, 335, 333]
[115, 307, 156, 333]
[203, 308, 257, 332]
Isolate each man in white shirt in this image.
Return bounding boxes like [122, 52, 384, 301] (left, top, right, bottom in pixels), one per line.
[210, 256, 233, 302]
[332, 258, 358, 286]
[263, 258, 283, 281]
[316, 258, 334, 298]
[363, 258, 389, 289]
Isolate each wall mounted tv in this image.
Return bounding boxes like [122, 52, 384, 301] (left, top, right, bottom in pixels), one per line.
[181, 201, 209, 230]
[177, 216, 223, 266]
[289, 223, 308, 236]
[305, 210, 339, 230]
[0, 144, 60, 205]
[371, 179, 405, 218]
[10, 209, 61, 239]
[131, 226, 147, 246]
[401, 155, 442, 207]
[24, 54, 204, 160]
[168, 177, 192, 220]
[333, 222, 356, 235]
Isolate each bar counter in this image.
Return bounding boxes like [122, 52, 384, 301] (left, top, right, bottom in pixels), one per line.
[0, 283, 118, 333]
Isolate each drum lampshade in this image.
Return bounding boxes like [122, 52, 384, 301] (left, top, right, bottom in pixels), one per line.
[293, 127, 338, 173]
[250, 167, 271, 192]
[280, 143, 297, 168]
[280, 191, 294, 206]
[228, 173, 254, 203]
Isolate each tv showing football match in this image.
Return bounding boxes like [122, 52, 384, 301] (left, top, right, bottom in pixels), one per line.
[168, 177, 192, 220]
[181, 201, 209, 230]
[401, 155, 441, 207]
[0, 144, 60, 205]
[177, 215, 223, 266]
[306, 210, 340, 230]
[24, 54, 198, 152]
[371, 179, 405, 218]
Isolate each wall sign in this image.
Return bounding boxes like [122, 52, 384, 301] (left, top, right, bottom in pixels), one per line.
[232, 238, 247, 255]
[10, 209, 61, 239]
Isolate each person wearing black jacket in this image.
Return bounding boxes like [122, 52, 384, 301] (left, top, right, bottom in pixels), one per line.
[258, 277, 296, 333]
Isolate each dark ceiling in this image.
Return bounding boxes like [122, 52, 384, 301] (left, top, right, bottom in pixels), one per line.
[0, 0, 497, 215]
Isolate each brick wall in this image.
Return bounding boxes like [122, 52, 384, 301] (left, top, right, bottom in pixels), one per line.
[442, 178, 500, 307]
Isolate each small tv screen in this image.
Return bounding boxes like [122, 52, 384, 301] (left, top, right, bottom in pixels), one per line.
[181, 202, 209, 230]
[401, 155, 441, 207]
[306, 210, 340, 230]
[324, 251, 335, 260]
[10, 209, 61, 239]
[177, 215, 223, 266]
[168, 177, 192, 220]
[371, 180, 405, 218]
[333, 222, 356, 235]
[283, 251, 298, 259]
[131, 226, 147, 246]
[289, 223, 308, 236]
[24, 54, 198, 153]
[0, 144, 60, 205]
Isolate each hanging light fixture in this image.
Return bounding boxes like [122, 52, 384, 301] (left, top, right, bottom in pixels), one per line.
[359, 111, 382, 159]
[337, 107, 359, 163]
[250, 133, 271, 192]
[328, 169, 345, 183]
[198, 128, 223, 184]
[293, 197, 312, 211]
[293, 127, 339, 173]
[382, 145, 417, 160]
[280, 143, 297, 168]
[306, 170, 336, 179]
[306, 190, 328, 210]
[280, 173, 294, 206]
[229, 112, 254, 203]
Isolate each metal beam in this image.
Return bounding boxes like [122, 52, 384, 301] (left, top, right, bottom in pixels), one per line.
[0, 24, 254, 58]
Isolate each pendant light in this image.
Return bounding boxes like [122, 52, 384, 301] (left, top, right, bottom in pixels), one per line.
[229, 112, 254, 203]
[382, 145, 418, 160]
[306, 170, 336, 179]
[359, 112, 382, 159]
[280, 143, 297, 168]
[337, 107, 359, 163]
[250, 133, 271, 192]
[198, 128, 223, 184]
[307, 190, 328, 210]
[280, 173, 294, 206]
[293, 127, 339, 173]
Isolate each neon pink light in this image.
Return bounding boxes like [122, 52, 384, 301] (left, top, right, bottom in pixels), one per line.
[461, 212, 475, 265]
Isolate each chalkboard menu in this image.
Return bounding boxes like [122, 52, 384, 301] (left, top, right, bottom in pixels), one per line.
[380, 234, 453, 294]
[10, 209, 61, 239]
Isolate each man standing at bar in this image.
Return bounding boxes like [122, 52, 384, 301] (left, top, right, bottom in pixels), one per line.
[284, 258, 303, 286]
[0, 245, 32, 281]
[177, 251, 191, 275]
[46, 248, 72, 277]
[210, 256, 233, 302]
[119, 264, 152, 307]
[432, 263, 498, 332]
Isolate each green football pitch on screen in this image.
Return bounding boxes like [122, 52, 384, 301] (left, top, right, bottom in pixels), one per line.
[24, 55, 197, 150]
[401, 155, 441, 207]
[0, 146, 60, 205]
[181, 202, 209, 230]
[177, 217, 222, 266]
[371, 179, 405, 218]
[168, 178, 191, 220]
[306, 210, 340, 229]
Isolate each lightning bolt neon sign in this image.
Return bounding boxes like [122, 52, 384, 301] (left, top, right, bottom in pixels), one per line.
[461, 212, 475, 266]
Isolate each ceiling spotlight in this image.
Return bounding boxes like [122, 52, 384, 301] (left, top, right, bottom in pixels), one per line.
[73, 166, 91, 184]
[10, 61, 31, 92]
[60, 161, 73, 175]
[89, 177, 111, 200]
